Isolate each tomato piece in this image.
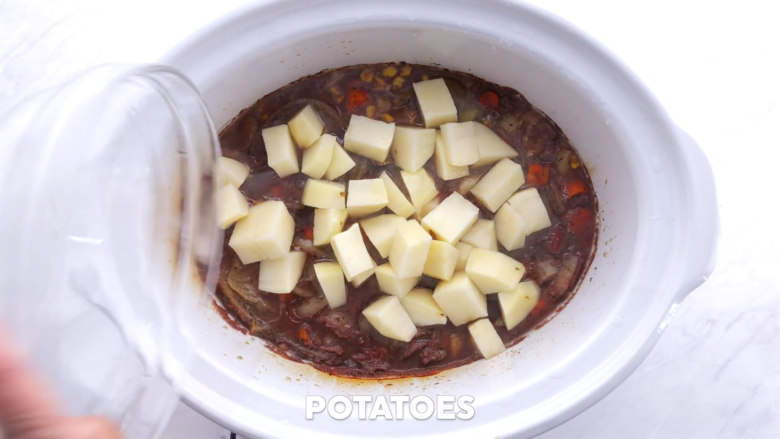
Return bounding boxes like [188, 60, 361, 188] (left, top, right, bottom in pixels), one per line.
[479, 90, 499, 109]
[544, 224, 567, 254]
[526, 163, 550, 186]
[299, 326, 312, 346]
[563, 208, 595, 246]
[304, 227, 314, 240]
[279, 293, 294, 303]
[529, 299, 547, 318]
[562, 179, 587, 199]
[347, 89, 369, 109]
[270, 186, 283, 197]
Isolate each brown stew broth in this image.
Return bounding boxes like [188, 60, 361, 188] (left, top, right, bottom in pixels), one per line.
[215, 63, 597, 378]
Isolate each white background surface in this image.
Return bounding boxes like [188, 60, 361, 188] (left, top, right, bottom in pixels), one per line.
[1, 1, 779, 438]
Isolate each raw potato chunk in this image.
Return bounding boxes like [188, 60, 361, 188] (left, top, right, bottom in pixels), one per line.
[375, 263, 420, 297]
[456, 172, 482, 195]
[465, 248, 526, 294]
[258, 251, 306, 294]
[420, 197, 441, 219]
[347, 179, 388, 218]
[229, 201, 295, 264]
[400, 288, 447, 326]
[314, 262, 347, 308]
[351, 259, 377, 288]
[262, 125, 299, 178]
[434, 131, 470, 181]
[331, 224, 374, 281]
[468, 318, 506, 360]
[391, 126, 436, 172]
[313, 209, 348, 246]
[413, 78, 458, 128]
[423, 240, 459, 281]
[440, 122, 479, 166]
[325, 144, 356, 180]
[454, 242, 472, 270]
[461, 219, 498, 251]
[400, 168, 439, 216]
[470, 158, 525, 212]
[360, 214, 407, 258]
[344, 115, 395, 162]
[506, 188, 552, 235]
[289, 104, 324, 148]
[301, 134, 337, 179]
[379, 171, 415, 218]
[216, 184, 248, 229]
[471, 122, 519, 168]
[421, 192, 479, 244]
[389, 220, 432, 280]
[219, 157, 249, 188]
[432, 271, 488, 326]
[302, 179, 346, 209]
[498, 281, 540, 330]
[362, 296, 417, 342]
[494, 203, 527, 251]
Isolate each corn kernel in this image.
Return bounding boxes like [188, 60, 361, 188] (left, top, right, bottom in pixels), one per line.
[361, 69, 374, 82]
[330, 86, 344, 103]
[392, 76, 405, 89]
[382, 66, 398, 77]
[366, 105, 377, 118]
[400, 65, 412, 77]
[421, 74, 430, 81]
[571, 155, 581, 169]
[382, 113, 394, 123]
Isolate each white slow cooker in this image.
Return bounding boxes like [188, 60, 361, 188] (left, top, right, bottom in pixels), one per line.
[157, 0, 719, 438]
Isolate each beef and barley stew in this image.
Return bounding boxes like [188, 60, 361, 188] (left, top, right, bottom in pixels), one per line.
[214, 63, 597, 378]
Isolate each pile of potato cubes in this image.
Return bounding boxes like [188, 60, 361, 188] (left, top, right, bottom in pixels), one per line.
[215, 78, 552, 362]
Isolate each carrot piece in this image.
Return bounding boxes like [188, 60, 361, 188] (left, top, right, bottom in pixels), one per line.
[544, 224, 567, 254]
[529, 299, 547, 318]
[563, 179, 587, 199]
[270, 186, 283, 197]
[479, 91, 499, 109]
[299, 327, 311, 346]
[347, 89, 369, 109]
[526, 163, 550, 186]
[304, 227, 314, 240]
[279, 293, 294, 303]
[563, 208, 595, 246]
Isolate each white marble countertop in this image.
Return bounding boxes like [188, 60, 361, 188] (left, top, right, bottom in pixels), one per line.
[2, 0, 778, 438]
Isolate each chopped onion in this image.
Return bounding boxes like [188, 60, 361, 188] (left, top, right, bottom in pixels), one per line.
[227, 262, 260, 304]
[294, 296, 329, 319]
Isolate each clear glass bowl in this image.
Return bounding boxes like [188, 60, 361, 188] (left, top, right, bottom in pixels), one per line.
[0, 64, 222, 438]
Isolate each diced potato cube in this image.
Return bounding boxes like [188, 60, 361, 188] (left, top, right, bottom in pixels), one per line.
[331, 224, 374, 281]
[379, 171, 415, 218]
[498, 281, 540, 330]
[219, 157, 249, 188]
[423, 240, 459, 281]
[506, 188, 552, 235]
[440, 122, 479, 166]
[347, 179, 388, 218]
[465, 248, 526, 294]
[413, 78, 458, 128]
[229, 201, 295, 264]
[456, 172, 482, 195]
[454, 242, 472, 271]
[301, 134, 337, 179]
[420, 197, 441, 219]
[470, 158, 525, 212]
[375, 263, 420, 297]
[313, 208, 348, 246]
[289, 104, 325, 148]
[389, 220, 432, 280]
[360, 214, 407, 258]
[324, 144, 356, 180]
[432, 271, 487, 326]
[302, 179, 346, 209]
[400, 288, 447, 326]
[421, 192, 479, 244]
[262, 125, 299, 178]
[434, 131, 470, 181]
[258, 251, 307, 294]
[391, 126, 435, 172]
[351, 259, 377, 288]
[344, 115, 395, 162]
[362, 296, 417, 342]
[400, 168, 439, 216]
[314, 262, 347, 308]
[468, 318, 505, 359]
[461, 219, 497, 251]
[494, 203, 527, 251]
[471, 122, 519, 168]
[216, 184, 249, 229]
